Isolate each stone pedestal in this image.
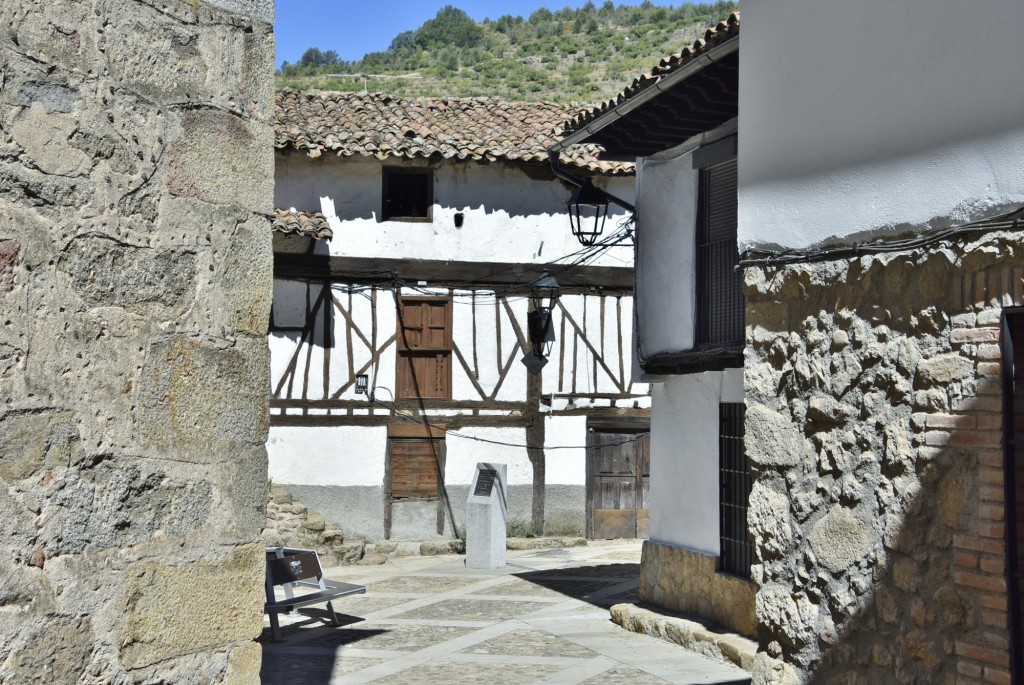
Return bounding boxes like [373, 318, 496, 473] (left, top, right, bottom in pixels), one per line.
[466, 463, 507, 569]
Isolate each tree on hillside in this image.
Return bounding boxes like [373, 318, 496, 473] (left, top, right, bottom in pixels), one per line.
[415, 6, 483, 50]
[299, 47, 340, 68]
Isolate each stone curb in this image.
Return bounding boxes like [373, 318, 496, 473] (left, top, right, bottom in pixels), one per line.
[506, 536, 587, 550]
[368, 536, 589, 558]
[610, 603, 757, 672]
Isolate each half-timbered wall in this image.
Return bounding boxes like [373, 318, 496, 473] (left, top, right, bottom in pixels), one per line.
[271, 152, 645, 540]
[267, 279, 648, 539]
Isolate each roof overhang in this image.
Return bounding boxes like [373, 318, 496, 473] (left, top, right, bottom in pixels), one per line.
[551, 35, 739, 158]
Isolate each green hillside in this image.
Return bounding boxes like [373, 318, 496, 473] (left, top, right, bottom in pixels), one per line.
[278, 1, 738, 103]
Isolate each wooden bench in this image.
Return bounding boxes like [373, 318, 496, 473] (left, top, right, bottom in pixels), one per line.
[264, 546, 365, 642]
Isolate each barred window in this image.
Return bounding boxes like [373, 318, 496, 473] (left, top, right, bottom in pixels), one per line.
[720, 402, 752, 578]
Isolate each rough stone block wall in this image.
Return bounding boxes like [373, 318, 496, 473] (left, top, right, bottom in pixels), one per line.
[640, 540, 757, 637]
[743, 233, 1022, 685]
[263, 485, 367, 565]
[0, 1, 274, 682]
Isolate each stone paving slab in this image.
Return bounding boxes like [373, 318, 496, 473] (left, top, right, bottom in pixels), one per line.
[458, 629, 597, 658]
[299, 624, 477, 651]
[260, 542, 751, 685]
[579, 666, 674, 684]
[368, 660, 565, 684]
[392, 597, 557, 621]
[364, 574, 486, 593]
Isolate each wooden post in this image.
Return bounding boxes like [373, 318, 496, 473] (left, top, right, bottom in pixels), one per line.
[526, 369, 546, 535]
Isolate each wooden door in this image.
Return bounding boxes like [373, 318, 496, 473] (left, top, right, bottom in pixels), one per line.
[1002, 310, 1024, 680]
[588, 429, 650, 539]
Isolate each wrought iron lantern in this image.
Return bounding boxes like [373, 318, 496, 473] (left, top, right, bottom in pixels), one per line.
[526, 270, 560, 361]
[354, 374, 369, 395]
[567, 179, 610, 246]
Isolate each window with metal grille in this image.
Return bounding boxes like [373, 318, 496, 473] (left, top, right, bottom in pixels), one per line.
[720, 402, 752, 579]
[696, 157, 743, 349]
[382, 167, 433, 221]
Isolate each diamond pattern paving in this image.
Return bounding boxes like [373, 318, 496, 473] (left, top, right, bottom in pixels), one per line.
[457, 629, 596, 658]
[260, 541, 751, 685]
[365, 574, 485, 593]
[579, 666, 674, 684]
[392, 598, 554, 621]
[367, 660, 564, 685]
[301, 624, 475, 651]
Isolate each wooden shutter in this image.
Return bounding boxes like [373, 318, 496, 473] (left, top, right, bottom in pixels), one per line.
[697, 157, 744, 347]
[390, 439, 441, 499]
[397, 297, 452, 399]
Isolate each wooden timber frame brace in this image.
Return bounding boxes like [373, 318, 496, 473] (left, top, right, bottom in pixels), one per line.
[384, 422, 448, 539]
[526, 368, 546, 535]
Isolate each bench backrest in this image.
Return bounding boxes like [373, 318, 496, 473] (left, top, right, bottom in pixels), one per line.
[266, 550, 322, 587]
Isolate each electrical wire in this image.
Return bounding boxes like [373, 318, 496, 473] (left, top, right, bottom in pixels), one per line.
[367, 395, 648, 450]
[737, 207, 1024, 268]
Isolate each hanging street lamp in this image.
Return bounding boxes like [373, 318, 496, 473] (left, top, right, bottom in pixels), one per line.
[521, 270, 561, 374]
[567, 178, 610, 246]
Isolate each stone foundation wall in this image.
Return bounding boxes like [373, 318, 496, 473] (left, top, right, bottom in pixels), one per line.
[743, 233, 1021, 684]
[0, 1, 274, 682]
[640, 540, 757, 637]
[263, 485, 367, 565]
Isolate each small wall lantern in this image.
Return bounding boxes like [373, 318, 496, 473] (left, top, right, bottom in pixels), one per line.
[355, 374, 368, 394]
[567, 179, 610, 246]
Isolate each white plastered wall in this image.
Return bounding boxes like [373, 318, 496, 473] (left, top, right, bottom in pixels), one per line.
[275, 154, 636, 268]
[738, 0, 1024, 250]
[268, 426, 387, 486]
[633, 153, 698, 360]
[649, 367, 742, 554]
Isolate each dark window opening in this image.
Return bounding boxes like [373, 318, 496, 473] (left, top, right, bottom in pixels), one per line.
[720, 401, 752, 579]
[383, 167, 432, 221]
[697, 157, 743, 349]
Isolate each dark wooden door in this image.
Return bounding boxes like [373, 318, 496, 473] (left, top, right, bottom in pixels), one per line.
[588, 430, 650, 539]
[1002, 310, 1024, 682]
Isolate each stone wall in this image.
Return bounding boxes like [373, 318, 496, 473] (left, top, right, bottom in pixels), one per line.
[640, 540, 757, 637]
[263, 485, 368, 565]
[0, 1, 274, 682]
[743, 233, 1021, 684]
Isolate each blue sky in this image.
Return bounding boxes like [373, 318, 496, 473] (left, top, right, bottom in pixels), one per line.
[275, 1, 655, 68]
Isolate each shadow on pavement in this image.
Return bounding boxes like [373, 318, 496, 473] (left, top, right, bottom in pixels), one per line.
[513, 562, 641, 608]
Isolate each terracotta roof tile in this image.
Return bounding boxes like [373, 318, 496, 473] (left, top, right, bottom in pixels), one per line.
[272, 208, 333, 240]
[563, 12, 739, 134]
[275, 91, 632, 175]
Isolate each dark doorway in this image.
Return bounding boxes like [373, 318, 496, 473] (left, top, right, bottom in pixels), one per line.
[586, 420, 650, 539]
[1002, 309, 1024, 683]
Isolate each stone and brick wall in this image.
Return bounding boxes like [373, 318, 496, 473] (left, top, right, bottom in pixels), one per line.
[0, 1, 274, 682]
[743, 232, 1022, 684]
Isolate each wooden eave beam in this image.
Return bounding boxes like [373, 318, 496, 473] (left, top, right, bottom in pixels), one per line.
[274, 253, 636, 291]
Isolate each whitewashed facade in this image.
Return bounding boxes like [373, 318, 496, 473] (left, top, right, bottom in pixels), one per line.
[563, 3, 1024, 682]
[270, 150, 648, 541]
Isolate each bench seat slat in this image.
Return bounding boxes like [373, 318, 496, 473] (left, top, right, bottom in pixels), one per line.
[265, 581, 366, 611]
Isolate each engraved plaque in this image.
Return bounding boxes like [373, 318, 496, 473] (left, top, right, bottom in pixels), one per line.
[473, 468, 497, 497]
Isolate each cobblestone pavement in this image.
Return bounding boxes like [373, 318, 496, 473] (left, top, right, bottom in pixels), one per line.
[260, 541, 750, 685]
